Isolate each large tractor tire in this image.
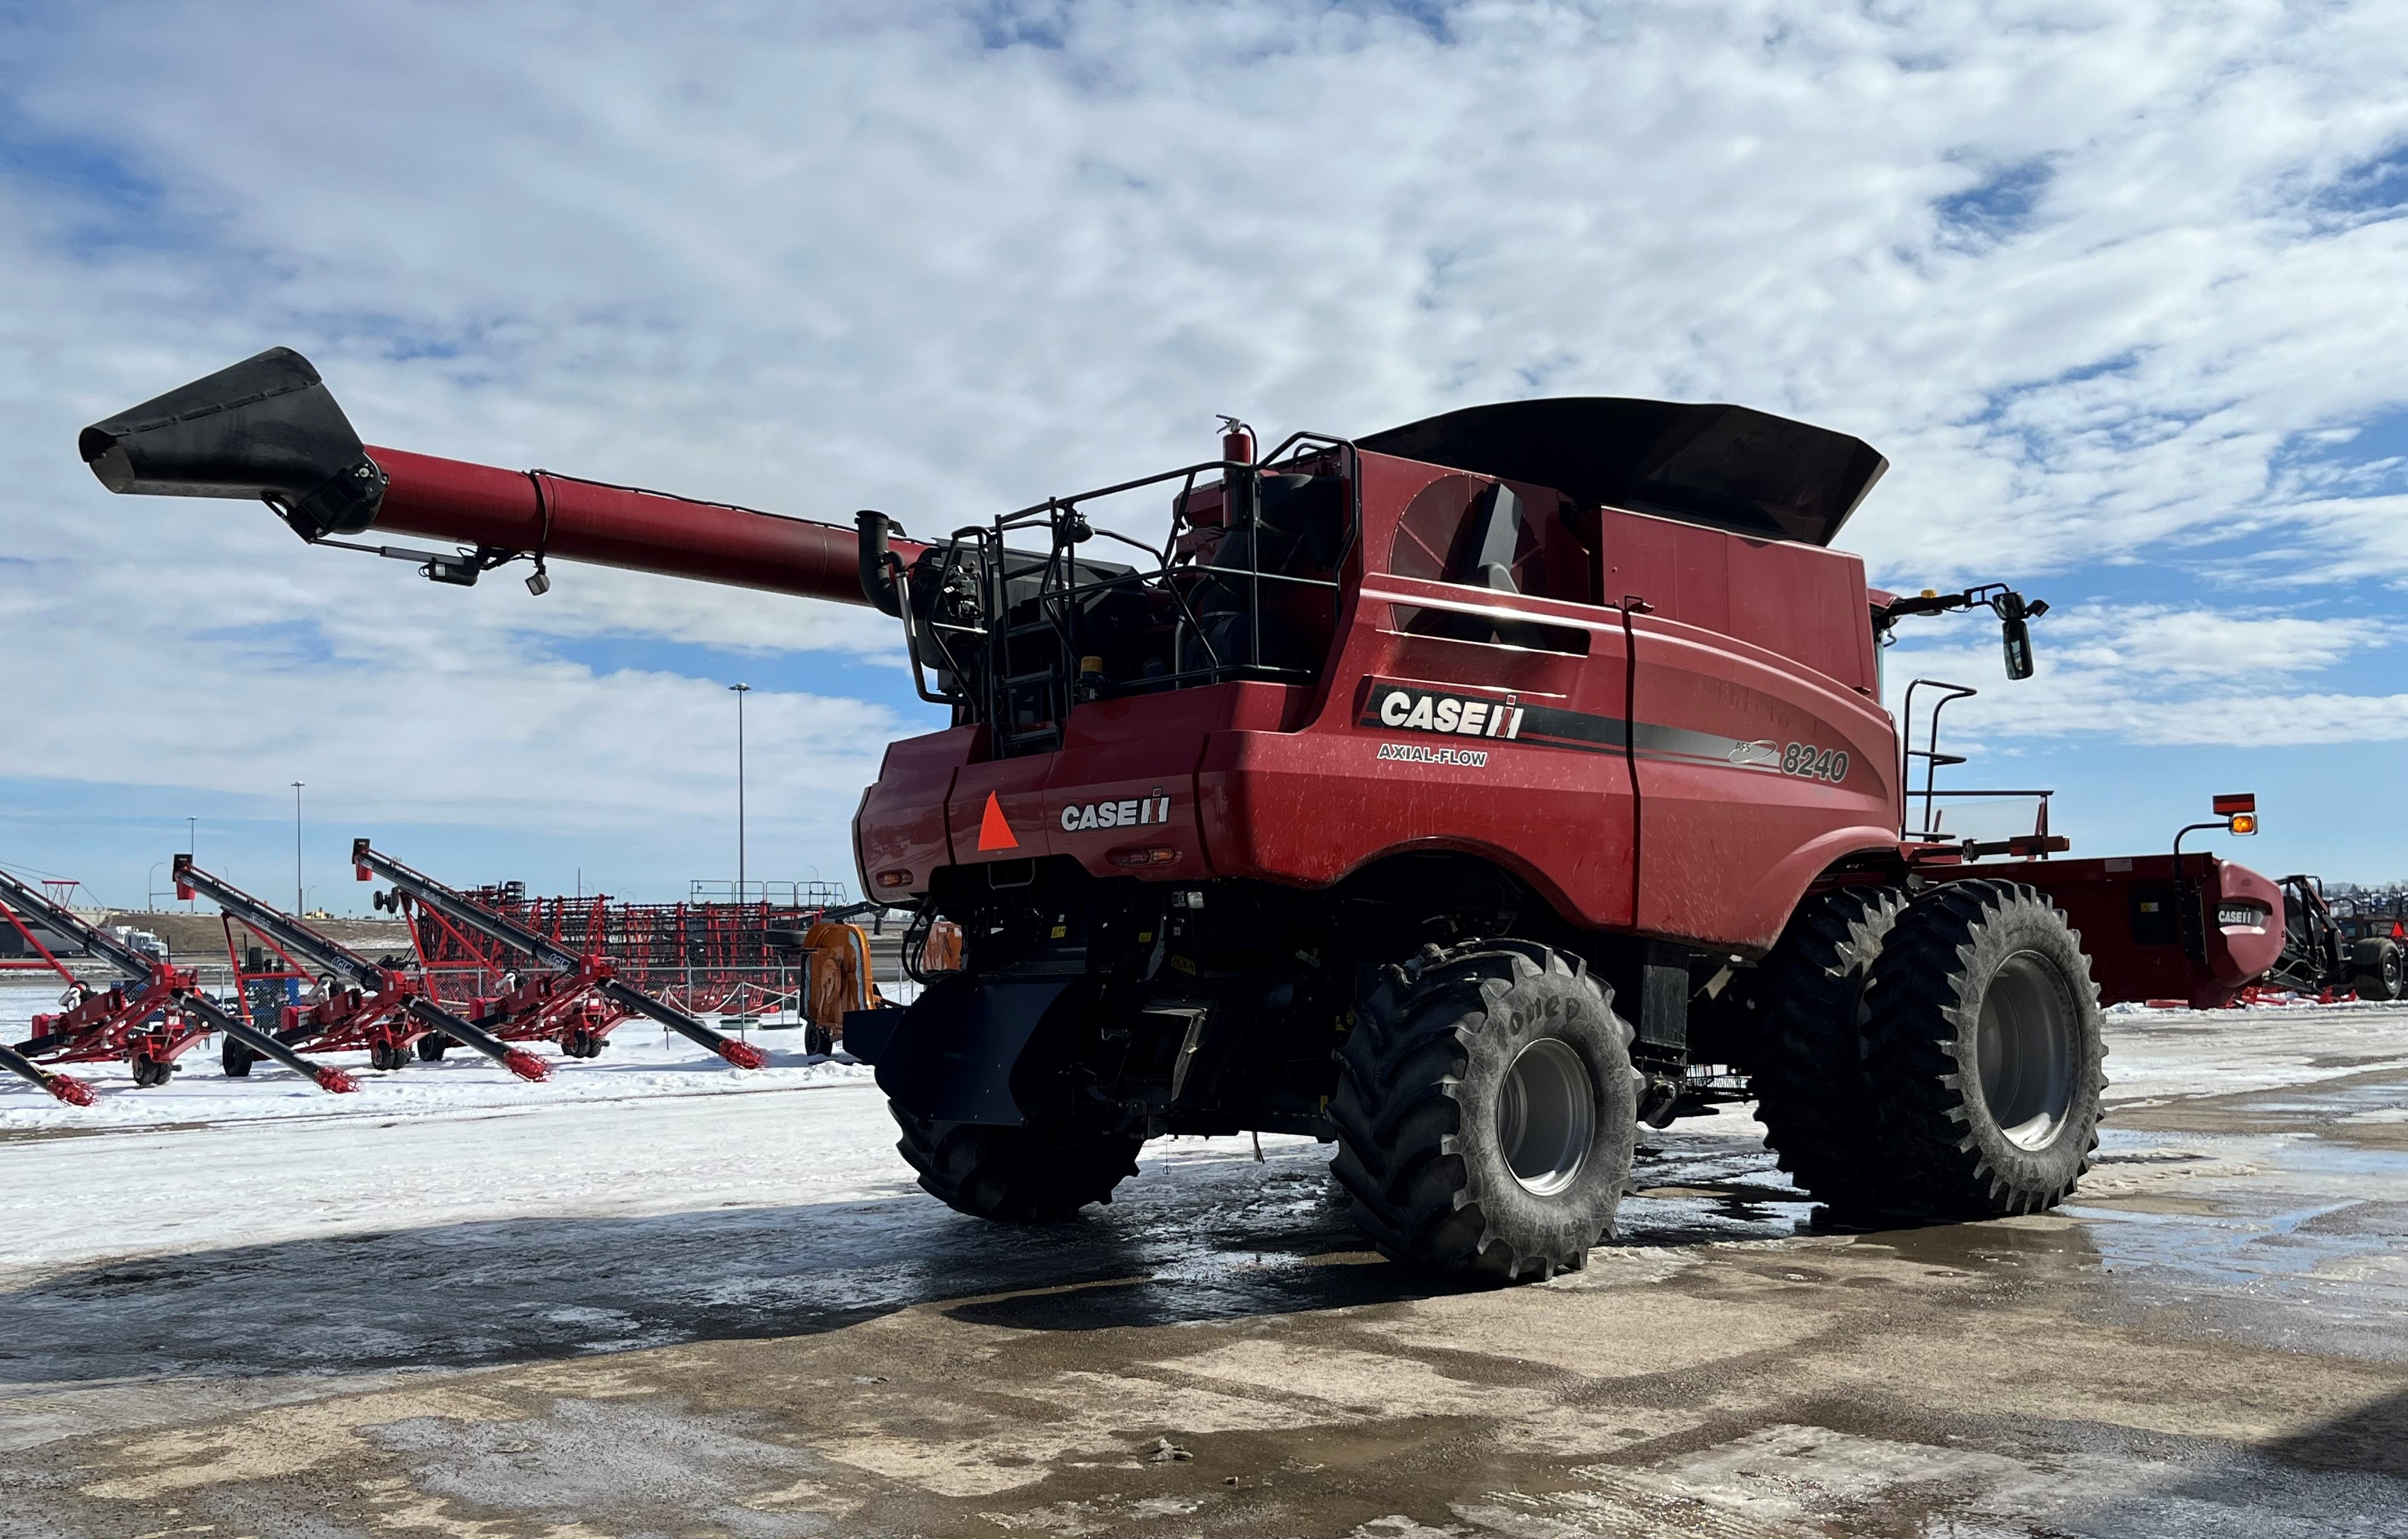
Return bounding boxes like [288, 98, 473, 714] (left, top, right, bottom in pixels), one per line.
[891, 1107, 1143, 1223]
[1330, 940, 1637, 1282]
[1863, 881, 2106, 1219]
[1742, 885, 1907, 1216]
[2349, 939, 2403, 1001]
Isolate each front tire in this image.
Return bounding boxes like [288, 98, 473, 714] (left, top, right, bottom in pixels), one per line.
[891, 1106, 1143, 1223]
[1331, 941, 1637, 1282]
[1863, 881, 2106, 1218]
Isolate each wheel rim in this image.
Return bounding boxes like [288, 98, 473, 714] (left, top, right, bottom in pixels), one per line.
[1494, 1036, 1596, 1196]
[1975, 951, 2077, 1150]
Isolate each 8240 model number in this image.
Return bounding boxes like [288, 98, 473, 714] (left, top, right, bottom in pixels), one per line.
[1782, 743, 1850, 783]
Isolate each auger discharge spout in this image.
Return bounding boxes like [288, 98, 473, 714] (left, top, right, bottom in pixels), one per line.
[80, 348, 925, 604]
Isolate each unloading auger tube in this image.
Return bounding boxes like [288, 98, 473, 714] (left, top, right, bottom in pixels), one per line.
[0, 865, 356, 1097]
[172, 855, 549, 1082]
[79, 347, 925, 601]
[351, 840, 769, 1070]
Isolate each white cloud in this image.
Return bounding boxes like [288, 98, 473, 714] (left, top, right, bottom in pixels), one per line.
[1886, 602, 2407, 748]
[4, 0, 2408, 888]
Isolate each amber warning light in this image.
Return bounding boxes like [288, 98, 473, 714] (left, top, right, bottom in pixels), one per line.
[2214, 793, 2258, 835]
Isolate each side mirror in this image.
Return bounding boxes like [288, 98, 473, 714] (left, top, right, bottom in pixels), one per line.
[2001, 613, 2034, 680]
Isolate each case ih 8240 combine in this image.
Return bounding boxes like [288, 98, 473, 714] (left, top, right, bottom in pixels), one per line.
[88, 348, 2133, 1279]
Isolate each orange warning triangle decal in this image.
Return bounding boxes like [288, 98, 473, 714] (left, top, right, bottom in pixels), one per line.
[976, 791, 1020, 852]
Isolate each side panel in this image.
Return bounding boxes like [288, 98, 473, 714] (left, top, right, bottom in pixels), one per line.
[1613, 513, 1898, 949]
[935, 683, 1307, 882]
[1204, 573, 1637, 928]
[1040, 687, 1293, 880]
[852, 726, 975, 899]
[949, 752, 1056, 866]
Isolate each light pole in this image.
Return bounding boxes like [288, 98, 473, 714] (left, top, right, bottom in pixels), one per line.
[291, 782, 305, 915]
[186, 816, 197, 910]
[730, 684, 750, 904]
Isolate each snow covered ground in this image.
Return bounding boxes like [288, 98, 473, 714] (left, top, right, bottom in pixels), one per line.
[9, 983, 2402, 1137]
[0, 982, 880, 1133]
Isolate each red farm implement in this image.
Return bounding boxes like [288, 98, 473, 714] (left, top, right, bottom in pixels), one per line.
[392, 879, 832, 1019]
[352, 841, 768, 1069]
[174, 855, 549, 1082]
[0, 864, 353, 1100]
[2254, 873, 2407, 1002]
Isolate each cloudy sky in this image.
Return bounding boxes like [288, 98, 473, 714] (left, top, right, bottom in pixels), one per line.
[2, 0, 2404, 913]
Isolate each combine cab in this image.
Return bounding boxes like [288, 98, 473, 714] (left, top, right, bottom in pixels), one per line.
[87, 348, 2116, 1274]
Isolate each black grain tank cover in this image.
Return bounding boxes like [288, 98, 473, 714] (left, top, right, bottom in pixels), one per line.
[1357, 397, 1888, 548]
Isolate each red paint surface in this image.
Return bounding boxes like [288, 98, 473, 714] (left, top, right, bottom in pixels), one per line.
[859, 450, 1908, 955]
[1942, 853, 2285, 1007]
[365, 447, 924, 604]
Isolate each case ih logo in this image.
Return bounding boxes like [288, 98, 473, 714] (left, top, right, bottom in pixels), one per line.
[1365, 684, 1526, 741]
[1059, 795, 1174, 833]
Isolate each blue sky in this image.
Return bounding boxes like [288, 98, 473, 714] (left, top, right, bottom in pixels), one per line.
[1, 1, 2404, 911]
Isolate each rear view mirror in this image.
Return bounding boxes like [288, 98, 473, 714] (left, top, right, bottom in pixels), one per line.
[2001, 614, 2034, 680]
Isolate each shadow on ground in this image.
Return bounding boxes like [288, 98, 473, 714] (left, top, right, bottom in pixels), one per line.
[0, 1124, 1835, 1393]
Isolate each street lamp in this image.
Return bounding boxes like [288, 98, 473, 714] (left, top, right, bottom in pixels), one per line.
[147, 861, 167, 910]
[291, 781, 305, 915]
[730, 684, 750, 904]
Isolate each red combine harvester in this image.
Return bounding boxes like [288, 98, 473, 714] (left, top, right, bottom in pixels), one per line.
[173, 855, 550, 1082]
[0, 864, 353, 1100]
[352, 841, 769, 1068]
[94, 348, 2128, 1277]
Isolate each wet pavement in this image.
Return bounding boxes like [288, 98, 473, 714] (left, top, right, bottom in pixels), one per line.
[2, 1003, 2405, 1536]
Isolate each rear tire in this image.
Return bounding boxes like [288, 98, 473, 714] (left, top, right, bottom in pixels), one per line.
[2350, 939, 2402, 1001]
[1863, 881, 2106, 1219]
[891, 1106, 1142, 1223]
[221, 1039, 256, 1078]
[805, 1023, 834, 1056]
[415, 1034, 449, 1062]
[1742, 886, 1907, 1216]
[1331, 941, 1637, 1282]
